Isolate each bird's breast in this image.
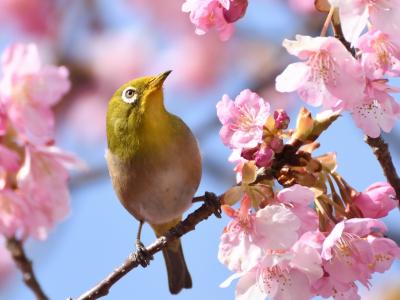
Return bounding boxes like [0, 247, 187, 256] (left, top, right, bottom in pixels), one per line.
[105, 125, 201, 224]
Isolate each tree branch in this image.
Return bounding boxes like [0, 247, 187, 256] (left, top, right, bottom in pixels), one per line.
[365, 136, 400, 199]
[6, 237, 49, 300]
[73, 193, 221, 300]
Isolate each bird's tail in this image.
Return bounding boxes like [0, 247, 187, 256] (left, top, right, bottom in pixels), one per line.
[151, 219, 192, 294]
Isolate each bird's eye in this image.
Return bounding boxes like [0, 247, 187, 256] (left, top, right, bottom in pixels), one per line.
[122, 87, 138, 104]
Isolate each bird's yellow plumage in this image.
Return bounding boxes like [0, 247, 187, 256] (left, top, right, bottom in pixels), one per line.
[105, 71, 201, 294]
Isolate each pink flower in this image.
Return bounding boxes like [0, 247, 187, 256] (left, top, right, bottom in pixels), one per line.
[219, 197, 301, 272]
[353, 182, 398, 218]
[313, 277, 360, 300]
[0, 43, 70, 145]
[350, 73, 400, 138]
[16, 145, 84, 240]
[218, 197, 262, 272]
[254, 204, 301, 250]
[276, 35, 365, 110]
[329, 0, 400, 45]
[357, 30, 400, 77]
[216, 89, 270, 149]
[226, 231, 323, 300]
[182, 0, 234, 41]
[367, 235, 400, 273]
[276, 185, 319, 234]
[316, 218, 400, 298]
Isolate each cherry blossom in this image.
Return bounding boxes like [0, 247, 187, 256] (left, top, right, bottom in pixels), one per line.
[275, 185, 319, 234]
[350, 70, 400, 138]
[16, 145, 84, 240]
[357, 30, 400, 77]
[317, 218, 400, 298]
[353, 182, 398, 218]
[218, 197, 262, 272]
[216, 89, 270, 149]
[182, 0, 234, 41]
[0, 43, 70, 145]
[226, 231, 324, 300]
[275, 35, 365, 110]
[219, 197, 301, 273]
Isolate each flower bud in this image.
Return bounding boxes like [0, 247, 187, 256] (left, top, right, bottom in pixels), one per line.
[293, 107, 314, 141]
[254, 147, 274, 168]
[273, 109, 290, 130]
[240, 146, 258, 161]
[223, 0, 248, 23]
[353, 182, 398, 218]
[269, 137, 284, 153]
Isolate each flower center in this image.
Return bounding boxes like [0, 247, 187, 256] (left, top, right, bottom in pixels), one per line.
[373, 37, 397, 70]
[354, 99, 385, 120]
[258, 265, 290, 295]
[332, 232, 360, 261]
[232, 104, 259, 132]
[308, 50, 338, 86]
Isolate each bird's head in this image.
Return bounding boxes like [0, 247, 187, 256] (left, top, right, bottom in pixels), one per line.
[108, 70, 172, 118]
[106, 71, 172, 157]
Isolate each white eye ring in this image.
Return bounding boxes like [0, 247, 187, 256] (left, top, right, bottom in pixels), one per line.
[122, 87, 138, 104]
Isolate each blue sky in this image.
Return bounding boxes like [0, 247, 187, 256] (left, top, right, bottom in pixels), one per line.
[1, 1, 400, 299]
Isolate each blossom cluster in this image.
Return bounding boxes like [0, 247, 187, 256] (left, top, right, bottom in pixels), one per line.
[0, 43, 82, 240]
[217, 89, 289, 182]
[182, 0, 248, 41]
[276, 1, 400, 138]
[216, 90, 399, 299]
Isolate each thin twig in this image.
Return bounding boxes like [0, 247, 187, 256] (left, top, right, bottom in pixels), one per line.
[74, 194, 221, 300]
[365, 136, 400, 199]
[6, 237, 49, 300]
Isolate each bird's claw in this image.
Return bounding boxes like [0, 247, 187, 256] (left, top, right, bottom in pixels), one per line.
[135, 241, 153, 268]
[204, 191, 222, 218]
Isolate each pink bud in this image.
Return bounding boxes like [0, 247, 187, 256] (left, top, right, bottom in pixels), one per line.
[254, 147, 274, 168]
[353, 182, 398, 218]
[269, 137, 284, 153]
[274, 109, 290, 130]
[223, 0, 248, 23]
[240, 146, 258, 160]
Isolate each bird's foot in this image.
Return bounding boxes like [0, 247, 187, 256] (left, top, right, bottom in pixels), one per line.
[204, 191, 222, 218]
[135, 241, 153, 268]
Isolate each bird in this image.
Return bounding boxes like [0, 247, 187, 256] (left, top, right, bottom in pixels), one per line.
[105, 70, 202, 294]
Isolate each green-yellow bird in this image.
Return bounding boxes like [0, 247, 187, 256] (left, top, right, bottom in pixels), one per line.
[105, 71, 201, 294]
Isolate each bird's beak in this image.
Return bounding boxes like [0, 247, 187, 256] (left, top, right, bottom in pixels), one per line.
[150, 70, 172, 88]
